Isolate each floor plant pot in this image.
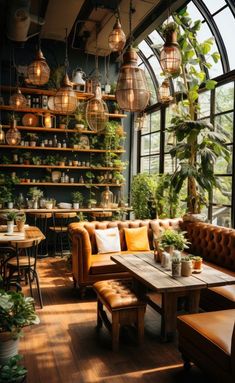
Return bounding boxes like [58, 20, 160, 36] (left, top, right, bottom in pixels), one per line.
[0, 333, 20, 365]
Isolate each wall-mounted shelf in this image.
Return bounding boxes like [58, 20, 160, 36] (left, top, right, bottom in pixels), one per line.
[1, 125, 97, 134]
[18, 182, 123, 187]
[0, 105, 127, 118]
[0, 145, 125, 153]
[0, 164, 122, 170]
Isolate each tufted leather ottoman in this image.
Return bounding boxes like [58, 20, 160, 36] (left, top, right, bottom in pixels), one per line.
[93, 279, 146, 351]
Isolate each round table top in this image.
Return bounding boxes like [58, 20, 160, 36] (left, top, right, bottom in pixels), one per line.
[0, 225, 45, 243]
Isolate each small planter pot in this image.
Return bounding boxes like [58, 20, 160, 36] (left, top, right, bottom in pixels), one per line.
[172, 262, 181, 278]
[73, 203, 79, 209]
[75, 124, 84, 131]
[45, 202, 53, 209]
[29, 141, 36, 147]
[7, 202, 14, 209]
[0, 332, 20, 365]
[58, 161, 65, 167]
[7, 221, 14, 234]
[192, 258, 203, 272]
[70, 178, 74, 183]
[23, 160, 30, 165]
[73, 144, 79, 149]
[16, 221, 25, 232]
[33, 200, 38, 209]
[181, 260, 193, 277]
[59, 124, 66, 129]
[72, 161, 78, 166]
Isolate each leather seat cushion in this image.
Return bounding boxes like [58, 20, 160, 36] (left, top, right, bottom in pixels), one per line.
[94, 279, 146, 309]
[178, 309, 235, 371]
[209, 285, 235, 302]
[90, 251, 152, 275]
[8, 256, 35, 267]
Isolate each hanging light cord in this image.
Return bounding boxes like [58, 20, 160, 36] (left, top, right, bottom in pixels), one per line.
[95, 24, 99, 81]
[129, 0, 133, 46]
[64, 28, 69, 72]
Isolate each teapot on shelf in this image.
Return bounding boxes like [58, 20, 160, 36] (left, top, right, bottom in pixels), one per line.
[72, 68, 86, 92]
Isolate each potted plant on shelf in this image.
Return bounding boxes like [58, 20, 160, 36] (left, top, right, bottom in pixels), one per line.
[28, 187, 43, 209]
[85, 171, 95, 184]
[112, 172, 125, 185]
[0, 290, 39, 365]
[0, 354, 27, 383]
[74, 109, 86, 131]
[71, 191, 83, 209]
[87, 198, 97, 209]
[22, 152, 31, 165]
[59, 115, 69, 129]
[72, 154, 79, 167]
[32, 156, 41, 165]
[26, 133, 38, 147]
[69, 133, 80, 149]
[57, 156, 66, 167]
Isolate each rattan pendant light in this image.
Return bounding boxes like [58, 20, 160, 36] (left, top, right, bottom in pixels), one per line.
[108, 10, 126, 52]
[158, 78, 173, 103]
[0, 124, 5, 143]
[28, 48, 50, 86]
[115, 0, 150, 112]
[54, 29, 77, 113]
[160, 23, 181, 75]
[9, 87, 27, 108]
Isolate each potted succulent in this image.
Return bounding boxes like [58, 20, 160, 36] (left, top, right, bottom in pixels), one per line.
[190, 255, 203, 272]
[28, 187, 43, 209]
[87, 198, 97, 209]
[71, 191, 83, 209]
[171, 257, 181, 278]
[0, 290, 39, 365]
[26, 133, 38, 147]
[112, 172, 125, 185]
[57, 156, 66, 167]
[70, 133, 80, 149]
[0, 354, 27, 383]
[32, 156, 41, 165]
[74, 110, 86, 131]
[181, 255, 193, 277]
[15, 213, 26, 233]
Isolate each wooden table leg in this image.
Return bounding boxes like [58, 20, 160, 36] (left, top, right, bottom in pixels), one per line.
[187, 290, 201, 313]
[161, 292, 178, 342]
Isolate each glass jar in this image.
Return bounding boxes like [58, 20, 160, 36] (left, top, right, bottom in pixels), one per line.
[101, 186, 113, 208]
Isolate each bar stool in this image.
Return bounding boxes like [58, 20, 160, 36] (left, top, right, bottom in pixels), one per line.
[90, 212, 113, 221]
[49, 212, 77, 256]
[5, 239, 43, 308]
[27, 212, 52, 257]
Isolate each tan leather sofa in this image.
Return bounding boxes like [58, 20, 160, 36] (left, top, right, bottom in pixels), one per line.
[177, 309, 235, 383]
[183, 221, 235, 310]
[68, 218, 181, 294]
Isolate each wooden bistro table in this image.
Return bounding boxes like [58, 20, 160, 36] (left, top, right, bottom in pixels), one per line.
[111, 252, 235, 341]
[0, 225, 45, 244]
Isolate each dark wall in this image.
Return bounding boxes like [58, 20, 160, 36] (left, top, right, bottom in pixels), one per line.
[0, 37, 131, 208]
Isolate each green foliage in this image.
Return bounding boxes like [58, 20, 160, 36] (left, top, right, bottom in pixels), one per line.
[71, 191, 83, 203]
[0, 290, 40, 338]
[6, 211, 18, 221]
[158, 229, 190, 251]
[28, 187, 43, 201]
[104, 121, 122, 150]
[155, 174, 183, 218]
[131, 173, 157, 219]
[0, 355, 27, 382]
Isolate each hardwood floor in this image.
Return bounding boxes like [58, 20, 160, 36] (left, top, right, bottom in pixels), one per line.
[20, 257, 212, 383]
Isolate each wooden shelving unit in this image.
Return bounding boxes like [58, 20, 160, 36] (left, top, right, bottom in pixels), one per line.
[18, 182, 123, 187]
[0, 164, 122, 170]
[0, 145, 125, 153]
[1, 125, 97, 134]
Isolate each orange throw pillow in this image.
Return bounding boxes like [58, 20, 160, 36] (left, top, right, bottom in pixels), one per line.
[124, 226, 150, 251]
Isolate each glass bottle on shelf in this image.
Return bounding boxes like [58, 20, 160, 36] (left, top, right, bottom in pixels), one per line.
[101, 186, 113, 208]
[79, 175, 84, 183]
[53, 135, 57, 147]
[62, 139, 67, 148]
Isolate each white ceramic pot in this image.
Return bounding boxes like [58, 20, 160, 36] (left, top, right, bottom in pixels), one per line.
[7, 221, 14, 234]
[73, 203, 79, 209]
[7, 202, 13, 209]
[0, 333, 20, 365]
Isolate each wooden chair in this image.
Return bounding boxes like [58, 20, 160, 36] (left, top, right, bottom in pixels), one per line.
[5, 239, 43, 308]
[49, 212, 77, 256]
[27, 212, 52, 257]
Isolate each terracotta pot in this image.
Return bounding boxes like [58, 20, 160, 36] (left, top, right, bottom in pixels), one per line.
[16, 221, 25, 232]
[192, 258, 203, 271]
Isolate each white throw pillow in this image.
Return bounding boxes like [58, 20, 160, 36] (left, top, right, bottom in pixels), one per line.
[95, 227, 121, 254]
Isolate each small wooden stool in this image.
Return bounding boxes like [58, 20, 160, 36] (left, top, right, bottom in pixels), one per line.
[93, 279, 146, 351]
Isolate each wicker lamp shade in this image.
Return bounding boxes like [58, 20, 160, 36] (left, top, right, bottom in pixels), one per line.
[116, 47, 150, 112]
[158, 79, 173, 103]
[9, 88, 27, 108]
[108, 19, 126, 52]
[54, 73, 77, 113]
[6, 119, 21, 145]
[160, 31, 181, 75]
[86, 85, 109, 133]
[0, 124, 5, 143]
[28, 49, 50, 86]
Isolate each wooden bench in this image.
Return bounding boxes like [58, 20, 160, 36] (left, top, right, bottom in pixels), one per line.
[93, 279, 146, 351]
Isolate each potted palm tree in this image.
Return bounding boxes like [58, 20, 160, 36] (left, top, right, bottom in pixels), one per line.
[0, 290, 39, 365]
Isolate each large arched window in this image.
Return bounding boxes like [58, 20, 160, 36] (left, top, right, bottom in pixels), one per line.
[136, 0, 235, 227]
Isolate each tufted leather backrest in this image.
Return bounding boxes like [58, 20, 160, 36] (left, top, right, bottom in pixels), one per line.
[183, 221, 235, 271]
[72, 218, 182, 255]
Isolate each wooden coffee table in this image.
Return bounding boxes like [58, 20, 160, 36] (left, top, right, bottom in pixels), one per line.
[111, 252, 235, 341]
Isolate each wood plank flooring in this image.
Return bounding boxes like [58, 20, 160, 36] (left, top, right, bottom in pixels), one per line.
[20, 257, 212, 383]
